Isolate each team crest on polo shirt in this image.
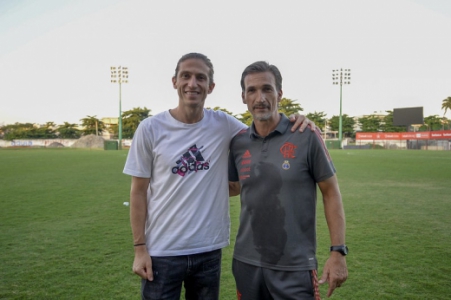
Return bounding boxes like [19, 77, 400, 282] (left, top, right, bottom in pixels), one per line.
[282, 160, 290, 170]
[280, 142, 297, 158]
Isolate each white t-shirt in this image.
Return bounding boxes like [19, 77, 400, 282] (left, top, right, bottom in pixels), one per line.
[123, 109, 247, 256]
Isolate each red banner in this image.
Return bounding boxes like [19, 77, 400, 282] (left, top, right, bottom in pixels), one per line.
[356, 130, 451, 140]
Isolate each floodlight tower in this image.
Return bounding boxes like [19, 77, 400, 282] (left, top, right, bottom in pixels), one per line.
[332, 68, 351, 148]
[110, 66, 128, 150]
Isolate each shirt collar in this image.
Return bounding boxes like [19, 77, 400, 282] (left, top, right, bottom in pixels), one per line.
[249, 113, 290, 139]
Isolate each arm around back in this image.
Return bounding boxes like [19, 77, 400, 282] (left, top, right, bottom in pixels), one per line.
[229, 181, 241, 197]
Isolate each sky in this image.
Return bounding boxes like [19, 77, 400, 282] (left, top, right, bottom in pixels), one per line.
[1, 0, 450, 126]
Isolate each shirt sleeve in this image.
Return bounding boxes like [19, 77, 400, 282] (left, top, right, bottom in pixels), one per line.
[123, 120, 153, 178]
[309, 128, 336, 183]
[226, 113, 248, 138]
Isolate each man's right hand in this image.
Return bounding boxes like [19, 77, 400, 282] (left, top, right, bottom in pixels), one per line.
[133, 247, 153, 281]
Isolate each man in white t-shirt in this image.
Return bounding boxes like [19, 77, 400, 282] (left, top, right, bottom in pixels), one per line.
[123, 53, 314, 300]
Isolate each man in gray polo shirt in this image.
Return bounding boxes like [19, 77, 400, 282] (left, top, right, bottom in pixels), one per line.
[228, 61, 348, 299]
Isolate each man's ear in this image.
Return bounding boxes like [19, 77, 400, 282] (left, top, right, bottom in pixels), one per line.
[207, 82, 215, 94]
[172, 76, 177, 89]
[242, 92, 246, 104]
[277, 89, 283, 103]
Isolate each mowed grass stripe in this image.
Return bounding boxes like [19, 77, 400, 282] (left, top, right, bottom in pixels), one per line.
[1, 149, 450, 299]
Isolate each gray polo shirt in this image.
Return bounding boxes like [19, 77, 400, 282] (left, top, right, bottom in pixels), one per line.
[228, 114, 336, 271]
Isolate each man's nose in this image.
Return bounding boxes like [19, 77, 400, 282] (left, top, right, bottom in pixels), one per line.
[188, 76, 197, 87]
[256, 91, 265, 102]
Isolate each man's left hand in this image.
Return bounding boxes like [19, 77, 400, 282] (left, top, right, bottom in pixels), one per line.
[318, 253, 348, 297]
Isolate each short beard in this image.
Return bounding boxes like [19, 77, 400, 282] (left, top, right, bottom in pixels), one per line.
[254, 112, 272, 121]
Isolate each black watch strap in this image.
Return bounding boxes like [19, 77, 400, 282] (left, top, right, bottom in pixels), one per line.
[330, 245, 348, 256]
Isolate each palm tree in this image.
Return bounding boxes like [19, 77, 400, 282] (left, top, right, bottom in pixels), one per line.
[422, 115, 442, 131]
[306, 111, 327, 132]
[57, 122, 81, 139]
[442, 96, 451, 116]
[80, 115, 104, 136]
[278, 98, 303, 116]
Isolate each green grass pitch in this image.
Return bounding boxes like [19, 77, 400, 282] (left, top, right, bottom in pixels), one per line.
[1, 148, 450, 299]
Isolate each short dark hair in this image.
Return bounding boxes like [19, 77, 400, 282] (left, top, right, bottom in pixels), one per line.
[240, 61, 282, 92]
[174, 53, 214, 84]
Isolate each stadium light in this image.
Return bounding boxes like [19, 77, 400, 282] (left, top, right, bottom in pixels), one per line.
[332, 68, 351, 148]
[110, 66, 128, 150]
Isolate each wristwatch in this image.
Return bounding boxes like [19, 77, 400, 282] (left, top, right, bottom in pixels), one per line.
[330, 245, 348, 256]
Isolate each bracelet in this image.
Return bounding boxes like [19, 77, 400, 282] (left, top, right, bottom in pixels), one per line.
[134, 243, 146, 247]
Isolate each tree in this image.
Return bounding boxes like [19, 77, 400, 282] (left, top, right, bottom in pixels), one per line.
[57, 122, 81, 139]
[0, 122, 57, 140]
[421, 115, 442, 131]
[441, 117, 450, 130]
[80, 115, 105, 136]
[236, 111, 253, 127]
[381, 110, 406, 132]
[278, 98, 303, 116]
[35, 122, 57, 139]
[329, 115, 355, 138]
[110, 107, 152, 139]
[118, 107, 152, 139]
[358, 115, 382, 132]
[206, 106, 236, 117]
[306, 111, 327, 132]
[1, 123, 33, 140]
[442, 96, 451, 116]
